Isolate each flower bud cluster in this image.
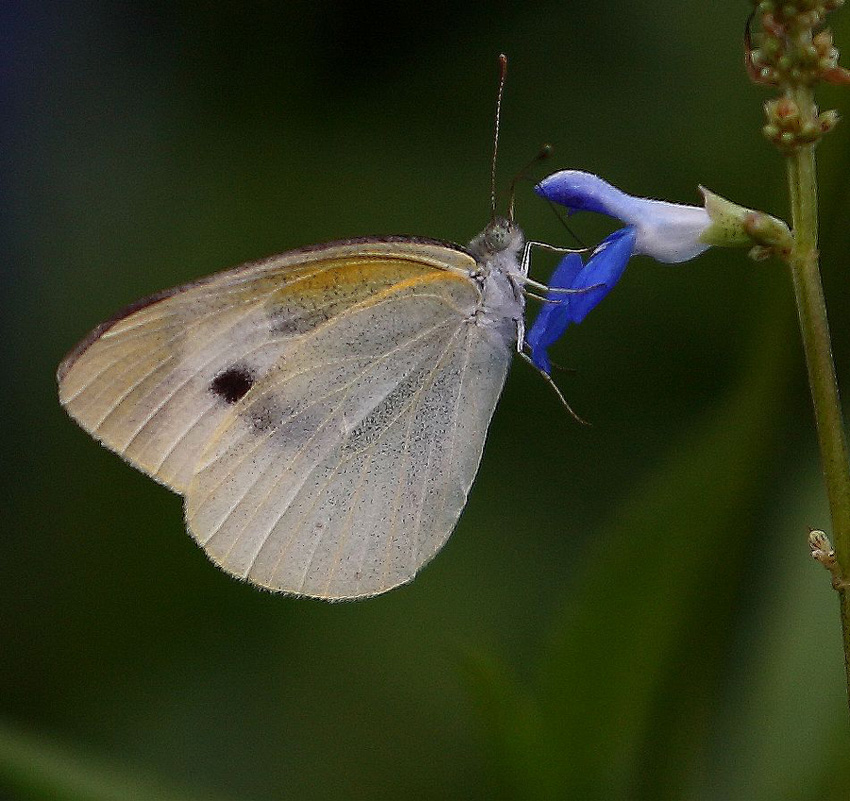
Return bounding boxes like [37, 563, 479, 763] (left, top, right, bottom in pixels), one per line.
[748, 1, 847, 87]
[762, 95, 840, 152]
[755, 1, 843, 32]
[748, 0, 847, 152]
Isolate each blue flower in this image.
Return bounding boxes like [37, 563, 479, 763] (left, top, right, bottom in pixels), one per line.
[536, 170, 713, 263]
[527, 170, 715, 374]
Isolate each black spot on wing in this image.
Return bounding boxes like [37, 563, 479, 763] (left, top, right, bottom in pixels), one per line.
[210, 366, 255, 404]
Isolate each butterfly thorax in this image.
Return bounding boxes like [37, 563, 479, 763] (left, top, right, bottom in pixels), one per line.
[466, 216, 526, 351]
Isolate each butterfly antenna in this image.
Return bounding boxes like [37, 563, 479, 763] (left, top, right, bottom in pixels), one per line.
[491, 54, 508, 222]
[519, 351, 591, 426]
[541, 193, 587, 249]
[508, 144, 552, 222]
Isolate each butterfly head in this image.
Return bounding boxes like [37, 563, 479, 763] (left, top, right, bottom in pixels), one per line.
[467, 216, 524, 263]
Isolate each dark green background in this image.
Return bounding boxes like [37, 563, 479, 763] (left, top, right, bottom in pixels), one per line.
[4, 2, 850, 799]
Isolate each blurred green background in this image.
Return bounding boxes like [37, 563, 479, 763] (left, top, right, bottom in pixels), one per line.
[4, 2, 850, 799]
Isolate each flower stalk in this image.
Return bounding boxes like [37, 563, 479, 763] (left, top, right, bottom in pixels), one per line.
[785, 98, 850, 700]
[749, 0, 850, 707]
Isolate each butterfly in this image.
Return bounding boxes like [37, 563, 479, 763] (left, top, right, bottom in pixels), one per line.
[56, 214, 578, 600]
[57, 55, 586, 600]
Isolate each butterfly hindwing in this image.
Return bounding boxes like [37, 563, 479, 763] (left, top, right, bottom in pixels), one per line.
[185, 270, 513, 598]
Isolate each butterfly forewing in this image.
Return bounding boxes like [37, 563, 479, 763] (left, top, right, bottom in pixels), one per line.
[57, 240, 476, 493]
[185, 272, 513, 598]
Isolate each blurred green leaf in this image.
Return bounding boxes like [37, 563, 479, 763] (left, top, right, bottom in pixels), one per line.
[460, 647, 549, 799]
[697, 464, 850, 801]
[0, 718, 242, 801]
[539, 291, 796, 799]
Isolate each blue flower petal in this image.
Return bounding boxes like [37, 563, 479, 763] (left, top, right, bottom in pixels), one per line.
[535, 170, 712, 264]
[527, 252, 583, 373]
[567, 226, 637, 323]
[535, 171, 638, 218]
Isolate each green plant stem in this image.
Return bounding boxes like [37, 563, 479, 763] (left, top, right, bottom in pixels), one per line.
[785, 86, 850, 709]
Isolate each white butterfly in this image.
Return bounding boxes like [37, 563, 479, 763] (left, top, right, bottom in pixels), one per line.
[58, 219, 533, 600]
